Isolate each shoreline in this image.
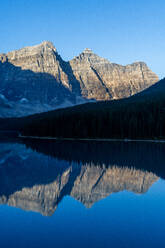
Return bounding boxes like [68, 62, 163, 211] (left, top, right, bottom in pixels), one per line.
[19, 135, 165, 143]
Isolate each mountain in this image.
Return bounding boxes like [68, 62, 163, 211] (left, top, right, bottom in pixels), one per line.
[70, 48, 158, 100]
[0, 41, 158, 117]
[0, 41, 86, 117]
[0, 140, 160, 216]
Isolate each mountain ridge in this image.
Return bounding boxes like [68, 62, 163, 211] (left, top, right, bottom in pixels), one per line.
[0, 41, 159, 117]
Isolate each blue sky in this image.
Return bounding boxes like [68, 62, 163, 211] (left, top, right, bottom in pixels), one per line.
[0, 0, 164, 78]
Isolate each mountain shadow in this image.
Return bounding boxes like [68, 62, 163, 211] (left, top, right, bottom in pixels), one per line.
[14, 78, 165, 140]
[0, 60, 76, 102]
[55, 53, 82, 96]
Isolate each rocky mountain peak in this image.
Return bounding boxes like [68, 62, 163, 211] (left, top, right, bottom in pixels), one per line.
[82, 48, 93, 54]
[0, 41, 159, 117]
[40, 40, 56, 49]
[72, 48, 110, 66]
[34, 40, 57, 53]
[5, 41, 57, 61]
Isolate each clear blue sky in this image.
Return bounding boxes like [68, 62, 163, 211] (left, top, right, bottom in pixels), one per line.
[0, 0, 164, 78]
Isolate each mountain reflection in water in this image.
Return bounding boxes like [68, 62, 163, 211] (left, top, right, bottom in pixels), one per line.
[0, 139, 164, 216]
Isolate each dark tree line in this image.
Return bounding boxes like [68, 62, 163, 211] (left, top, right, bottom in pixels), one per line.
[1, 78, 165, 140]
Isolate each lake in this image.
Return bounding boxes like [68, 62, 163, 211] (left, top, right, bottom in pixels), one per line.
[0, 138, 165, 248]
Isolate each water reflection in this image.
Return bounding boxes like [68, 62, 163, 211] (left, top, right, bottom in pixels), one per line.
[0, 139, 164, 216]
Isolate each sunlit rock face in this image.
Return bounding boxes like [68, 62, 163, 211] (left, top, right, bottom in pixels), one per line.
[0, 41, 158, 116]
[0, 142, 158, 216]
[0, 41, 85, 117]
[69, 49, 159, 100]
[1, 41, 68, 86]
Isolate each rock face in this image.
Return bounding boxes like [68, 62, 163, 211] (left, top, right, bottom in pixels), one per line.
[70, 48, 159, 100]
[0, 142, 158, 216]
[0, 41, 159, 117]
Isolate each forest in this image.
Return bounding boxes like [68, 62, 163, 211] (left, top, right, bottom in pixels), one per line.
[1, 78, 165, 140]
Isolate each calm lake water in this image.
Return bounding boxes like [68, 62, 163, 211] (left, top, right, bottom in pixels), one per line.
[0, 139, 165, 248]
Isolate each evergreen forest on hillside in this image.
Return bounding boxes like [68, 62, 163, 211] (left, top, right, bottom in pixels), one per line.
[1, 79, 165, 140]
